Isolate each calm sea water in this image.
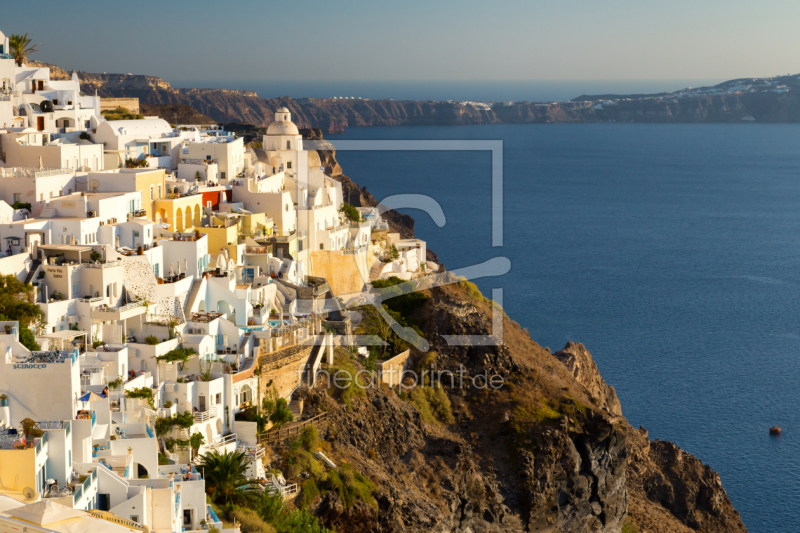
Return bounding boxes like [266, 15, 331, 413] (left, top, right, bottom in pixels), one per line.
[330, 123, 800, 532]
[170, 79, 721, 102]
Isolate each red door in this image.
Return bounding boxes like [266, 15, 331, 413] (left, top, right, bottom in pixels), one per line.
[37, 116, 44, 131]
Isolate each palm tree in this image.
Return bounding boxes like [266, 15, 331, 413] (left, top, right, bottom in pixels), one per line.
[197, 449, 258, 506]
[8, 34, 40, 67]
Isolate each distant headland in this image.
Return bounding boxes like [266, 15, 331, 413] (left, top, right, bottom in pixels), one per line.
[34, 60, 800, 131]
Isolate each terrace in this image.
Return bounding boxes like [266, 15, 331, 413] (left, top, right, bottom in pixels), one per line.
[188, 311, 224, 323]
[20, 349, 78, 365]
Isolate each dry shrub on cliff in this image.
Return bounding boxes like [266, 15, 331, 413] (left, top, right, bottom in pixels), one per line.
[327, 359, 366, 409]
[410, 385, 455, 425]
[299, 479, 320, 508]
[328, 463, 376, 509]
[230, 508, 276, 533]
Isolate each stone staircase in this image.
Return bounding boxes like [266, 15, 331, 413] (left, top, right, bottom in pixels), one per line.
[24, 259, 41, 285]
[369, 260, 384, 282]
[38, 207, 55, 218]
[288, 397, 303, 419]
[183, 278, 202, 317]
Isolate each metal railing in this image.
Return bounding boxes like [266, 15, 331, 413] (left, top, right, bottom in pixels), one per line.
[93, 300, 144, 312]
[258, 412, 328, 445]
[193, 407, 217, 423]
[73, 485, 82, 504]
[84, 262, 123, 270]
[206, 432, 237, 450]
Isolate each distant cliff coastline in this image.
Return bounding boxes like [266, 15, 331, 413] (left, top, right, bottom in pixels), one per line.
[32, 61, 800, 130]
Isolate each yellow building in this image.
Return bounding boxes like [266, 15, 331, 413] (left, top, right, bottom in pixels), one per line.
[86, 168, 166, 220]
[199, 211, 270, 259]
[154, 194, 205, 232]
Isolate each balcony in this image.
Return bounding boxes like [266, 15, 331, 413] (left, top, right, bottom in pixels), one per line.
[238, 443, 265, 461]
[189, 311, 223, 323]
[19, 349, 78, 366]
[193, 406, 217, 423]
[205, 432, 237, 451]
[245, 246, 269, 255]
[90, 300, 146, 321]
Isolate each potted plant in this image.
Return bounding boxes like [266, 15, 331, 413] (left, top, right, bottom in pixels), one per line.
[0, 394, 8, 407]
[4, 325, 11, 334]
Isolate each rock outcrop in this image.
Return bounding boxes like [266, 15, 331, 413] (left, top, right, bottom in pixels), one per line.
[554, 342, 622, 416]
[292, 279, 747, 532]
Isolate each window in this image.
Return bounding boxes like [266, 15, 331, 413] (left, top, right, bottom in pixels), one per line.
[220, 171, 226, 180]
[12, 193, 20, 203]
[154, 264, 159, 277]
[216, 393, 222, 404]
[158, 185, 162, 199]
[298, 240, 303, 252]
[150, 186, 154, 201]
[207, 201, 212, 208]
[320, 243, 324, 250]
[287, 162, 292, 169]
[131, 515, 139, 524]
[286, 141, 291, 149]
[68, 450, 72, 466]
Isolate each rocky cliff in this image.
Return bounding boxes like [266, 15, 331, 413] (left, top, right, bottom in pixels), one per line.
[289, 280, 745, 532]
[28, 61, 800, 127]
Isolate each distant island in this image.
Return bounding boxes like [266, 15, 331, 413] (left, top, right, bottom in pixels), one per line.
[35, 60, 800, 131]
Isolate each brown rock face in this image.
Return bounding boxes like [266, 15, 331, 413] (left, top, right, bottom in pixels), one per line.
[554, 342, 622, 416]
[297, 280, 746, 533]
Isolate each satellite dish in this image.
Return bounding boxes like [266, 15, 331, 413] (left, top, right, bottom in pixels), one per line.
[22, 487, 35, 499]
[88, 179, 100, 192]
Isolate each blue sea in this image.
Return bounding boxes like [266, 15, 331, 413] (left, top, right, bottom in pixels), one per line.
[329, 123, 800, 532]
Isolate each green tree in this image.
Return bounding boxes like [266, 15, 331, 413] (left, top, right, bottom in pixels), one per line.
[18, 327, 39, 352]
[269, 398, 293, 429]
[0, 274, 43, 330]
[8, 34, 40, 67]
[197, 449, 258, 506]
[338, 202, 361, 224]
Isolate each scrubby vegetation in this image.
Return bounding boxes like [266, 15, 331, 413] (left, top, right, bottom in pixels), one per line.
[125, 387, 155, 409]
[327, 358, 366, 408]
[328, 462, 377, 509]
[155, 346, 197, 364]
[101, 106, 144, 120]
[409, 384, 455, 425]
[338, 202, 361, 223]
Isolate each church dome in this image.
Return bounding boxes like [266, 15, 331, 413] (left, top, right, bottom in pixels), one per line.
[276, 106, 290, 113]
[266, 120, 299, 136]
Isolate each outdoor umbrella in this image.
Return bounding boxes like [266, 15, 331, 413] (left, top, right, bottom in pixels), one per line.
[78, 391, 104, 402]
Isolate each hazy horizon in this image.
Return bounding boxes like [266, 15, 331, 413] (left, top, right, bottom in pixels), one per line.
[167, 78, 726, 102]
[4, 0, 799, 84]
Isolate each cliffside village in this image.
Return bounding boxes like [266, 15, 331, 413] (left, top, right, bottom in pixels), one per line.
[0, 30, 438, 533]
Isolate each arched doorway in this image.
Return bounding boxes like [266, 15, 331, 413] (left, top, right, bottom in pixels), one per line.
[198, 300, 206, 312]
[134, 462, 149, 479]
[175, 208, 184, 232]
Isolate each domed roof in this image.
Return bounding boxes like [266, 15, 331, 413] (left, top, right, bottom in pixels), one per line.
[276, 106, 290, 113]
[266, 120, 299, 136]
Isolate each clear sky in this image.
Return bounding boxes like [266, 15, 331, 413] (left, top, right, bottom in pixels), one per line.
[3, 0, 798, 82]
